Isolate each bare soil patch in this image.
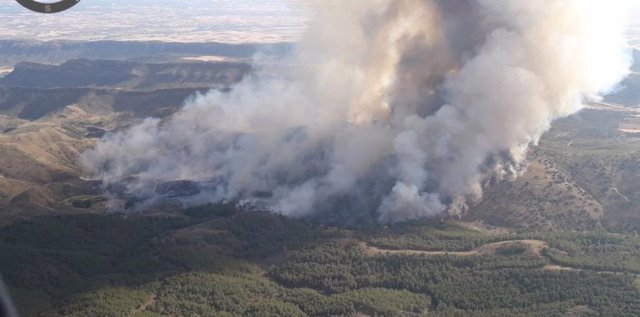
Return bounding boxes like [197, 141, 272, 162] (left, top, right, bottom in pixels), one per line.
[354, 239, 548, 257]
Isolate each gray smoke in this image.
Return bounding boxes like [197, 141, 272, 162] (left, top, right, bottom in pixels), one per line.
[81, 0, 631, 223]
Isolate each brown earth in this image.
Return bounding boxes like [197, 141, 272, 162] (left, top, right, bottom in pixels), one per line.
[351, 239, 548, 257]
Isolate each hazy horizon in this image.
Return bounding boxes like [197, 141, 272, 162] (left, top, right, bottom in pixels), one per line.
[0, 0, 308, 43]
[1, 1, 640, 46]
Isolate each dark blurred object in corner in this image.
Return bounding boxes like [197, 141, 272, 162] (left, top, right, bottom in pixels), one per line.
[0, 277, 17, 317]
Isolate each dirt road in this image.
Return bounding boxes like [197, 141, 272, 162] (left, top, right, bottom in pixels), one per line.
[355, 239, 548, 257]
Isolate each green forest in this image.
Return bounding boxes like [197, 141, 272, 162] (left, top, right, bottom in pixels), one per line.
[1, 205, 639, 316]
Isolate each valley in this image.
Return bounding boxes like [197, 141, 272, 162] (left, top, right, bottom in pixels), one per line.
[0, 45, 640, 316]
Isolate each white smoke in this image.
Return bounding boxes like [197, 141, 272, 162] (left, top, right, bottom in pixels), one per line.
[81, 0, 631, 223]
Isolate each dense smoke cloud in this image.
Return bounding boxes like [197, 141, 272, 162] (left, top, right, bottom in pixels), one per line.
[82, 0, 631, 223]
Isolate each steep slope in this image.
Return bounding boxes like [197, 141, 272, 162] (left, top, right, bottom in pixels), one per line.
[2, 56, 640, 232]
[0, 59, 252, 225]
[0, 106, 119, 224]
[467, 152, 604, 231]
[605, 73, 640, 106]
[0, 59, 251, 90]
[467, 106, 640, 232]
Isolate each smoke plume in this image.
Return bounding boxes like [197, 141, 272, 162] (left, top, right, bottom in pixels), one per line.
[81, 0, 631, 223]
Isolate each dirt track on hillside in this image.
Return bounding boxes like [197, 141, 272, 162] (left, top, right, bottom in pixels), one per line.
[352, 239, 548, 257]
[353, 240, 639, 274]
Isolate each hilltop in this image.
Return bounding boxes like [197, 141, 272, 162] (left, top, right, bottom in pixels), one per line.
[0, 51, 640, 317]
